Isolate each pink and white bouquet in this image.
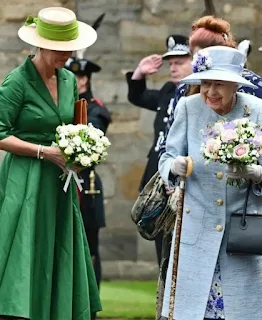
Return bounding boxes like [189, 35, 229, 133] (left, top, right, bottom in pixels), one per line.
[200, 118, 262, 186]
[54, 123, 111, 192]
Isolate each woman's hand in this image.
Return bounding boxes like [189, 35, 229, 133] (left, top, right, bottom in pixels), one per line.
[226, 164, 262, 183]
[44, 147, 83, 174]
[164, 184, 175, 195]
[43, 146, 67, 171]
[171, 156, 188, 177]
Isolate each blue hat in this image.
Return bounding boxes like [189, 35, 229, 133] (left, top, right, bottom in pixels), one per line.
[181, 46, 257, 89]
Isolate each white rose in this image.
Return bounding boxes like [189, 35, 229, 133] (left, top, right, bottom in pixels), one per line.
[80, 155, 91, 167]
[91, 153, 99, 162]
[81, 143, 88, 152]
[58, 139, 69, 148]
[204, 138, 221, 159]
[221, 129, 237, 143]
[101, 136, 111, 146]
[236, 118, 249, 126]
[67, 124, 80, 135]
[95, 141, 103, 148]
[213, 122, 224, 132]
[96, 146, 104, 154]
[72, 136, 82, 147]
[95, 128, 104, 137]
[62, 128, 69, 135]
[89, 131, 99, 141]
[64, 146, 74, 155]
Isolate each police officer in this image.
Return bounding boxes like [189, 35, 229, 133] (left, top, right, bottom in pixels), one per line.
[126, 35, 192, 266]
[65, 57, 111, 309]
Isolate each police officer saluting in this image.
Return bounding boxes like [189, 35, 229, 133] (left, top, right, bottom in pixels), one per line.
[65, 57, 111, 311]
[126, 35, 192, 266]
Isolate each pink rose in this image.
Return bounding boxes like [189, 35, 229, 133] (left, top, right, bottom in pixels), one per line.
[221, 129, 237, 142]
[233, 144, 250, 159]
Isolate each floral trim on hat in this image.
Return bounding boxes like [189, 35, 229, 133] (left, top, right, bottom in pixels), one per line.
[168, 43, 189, 53]
[192, 49, 213, 73]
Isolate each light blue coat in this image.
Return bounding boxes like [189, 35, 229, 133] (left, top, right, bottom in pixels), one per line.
[159, 92, 262, 320]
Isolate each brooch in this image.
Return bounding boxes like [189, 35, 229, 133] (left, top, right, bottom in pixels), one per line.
[243, 105, 251, 117]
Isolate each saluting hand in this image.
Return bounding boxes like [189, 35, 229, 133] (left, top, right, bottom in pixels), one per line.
[132, 54, 163, 80]
[138, 54, 163, 75]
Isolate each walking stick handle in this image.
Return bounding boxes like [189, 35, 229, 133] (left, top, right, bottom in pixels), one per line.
[186, 156, 194, 177]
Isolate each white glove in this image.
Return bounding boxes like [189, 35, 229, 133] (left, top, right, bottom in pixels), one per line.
[226, 164, 262, 183]
[171, 156, 188, 177]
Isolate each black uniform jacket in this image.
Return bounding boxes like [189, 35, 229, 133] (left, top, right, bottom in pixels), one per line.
[79, 91, 112, 229]
[126, 72, 176, 190]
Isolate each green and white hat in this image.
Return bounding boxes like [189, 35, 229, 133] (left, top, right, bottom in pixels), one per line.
[18, 7, 97, 51]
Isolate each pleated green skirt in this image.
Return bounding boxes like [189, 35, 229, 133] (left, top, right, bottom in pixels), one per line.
[0, 153, 102, 320]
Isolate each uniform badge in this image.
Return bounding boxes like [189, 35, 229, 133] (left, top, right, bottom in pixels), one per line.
[168, 37, 176, 51]
[70, 62, 80, 73]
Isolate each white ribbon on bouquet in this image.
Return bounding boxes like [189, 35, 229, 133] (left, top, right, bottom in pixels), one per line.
[63, 170, 84, 193]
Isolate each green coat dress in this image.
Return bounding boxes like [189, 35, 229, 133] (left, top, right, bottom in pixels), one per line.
[0, 56, 102, 320]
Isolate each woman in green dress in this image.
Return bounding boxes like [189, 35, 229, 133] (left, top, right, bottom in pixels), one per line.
[0, 7, 101, 320]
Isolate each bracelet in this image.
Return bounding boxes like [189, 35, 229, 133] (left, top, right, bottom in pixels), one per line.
[39, 145, 45, 160]
[37, 144, 41, 159]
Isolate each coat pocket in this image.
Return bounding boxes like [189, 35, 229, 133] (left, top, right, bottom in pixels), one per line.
[180, 209, 205, 245]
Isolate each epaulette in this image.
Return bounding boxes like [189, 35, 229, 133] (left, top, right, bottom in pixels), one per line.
[91, 97, 104, 107]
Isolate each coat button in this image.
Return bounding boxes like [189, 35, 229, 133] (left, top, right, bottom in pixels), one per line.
[216, 224, 223, 232]
[216, 199, 223, 206]
[163, 117, 169, 123]
[216, 172, 223, 179]
[186, 208, 190, 213]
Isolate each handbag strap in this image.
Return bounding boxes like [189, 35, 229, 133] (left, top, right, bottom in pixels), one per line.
[241, 180, 252, 226]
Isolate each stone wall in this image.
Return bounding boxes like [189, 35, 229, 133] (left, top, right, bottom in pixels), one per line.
[0, 0, 262, 280]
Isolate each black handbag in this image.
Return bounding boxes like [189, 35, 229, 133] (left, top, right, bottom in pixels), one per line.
[226, 181, 262, 255]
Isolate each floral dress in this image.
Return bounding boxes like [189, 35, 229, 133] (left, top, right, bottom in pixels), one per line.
[205, 260, 225, 319]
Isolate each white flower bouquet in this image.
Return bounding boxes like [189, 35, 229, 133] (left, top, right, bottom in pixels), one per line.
[200, 118, 262, 186]
[54, 123, 111, 192]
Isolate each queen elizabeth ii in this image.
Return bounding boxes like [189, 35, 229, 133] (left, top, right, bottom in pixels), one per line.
[158, 46, 262, 320]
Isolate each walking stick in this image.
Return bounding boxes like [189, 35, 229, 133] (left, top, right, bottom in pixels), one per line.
[168, 157, 193, 320]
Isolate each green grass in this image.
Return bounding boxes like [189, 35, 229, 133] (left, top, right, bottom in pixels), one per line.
[98, 281, 157, 319]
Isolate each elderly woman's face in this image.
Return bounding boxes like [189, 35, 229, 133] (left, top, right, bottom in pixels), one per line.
[200, 80, 238, 114]
[40, 49, 73, 68]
